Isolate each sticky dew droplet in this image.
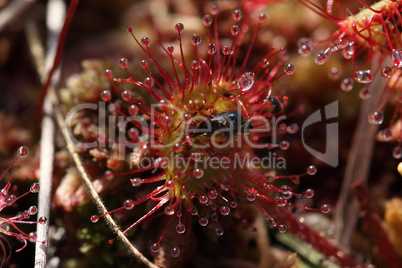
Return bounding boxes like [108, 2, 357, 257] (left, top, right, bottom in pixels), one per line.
[222, 46, 230, 56]
[359, 86, 371, 99]
[191, 34, 202, 46]
[231, 25, 240, 36]
[220, 206, 230, 216]
[340, 77, 354, 92]
[28, 206, 38, 215]
[237, 72, 255, 91]
[176, 223, 186, 234]
[368, 110, 384, 125]
[199, 217, 208, 226]
[18, 146, 29, 157]
[193, 168, 204, 179]
[321, 204, 331, 213]
[104, 170, 114, 180]
[379, 129, 392, 141]
[151, 243, 160, 253]
[121, 91, 131, 102]
[247, 193, 256, 202]
[354, 70, 372, 83]
[342, 42, 354, 59]
[28, 232, 37, 243]
[141, 36, 151, 47]
[305, 189, 314, 198]
[284, 64, 295, 75]
[337, 38, 348, 49]
[314, 51, 327, 65]
[124, 199, 134, 210]
[175, 23, 184, 33]
[392, 146, 402, 159]
[199, 195, 208, 204]
[130, 178, 142, 187]
[100, 90, 112, 101]
[143, 77, 154, 88]
[232, 9, 242, 22]
[287, 123, 299, 134]
[191, 60, 200, 70]
[141, 60, 149, 69]
[307, 165, 317, 175]
[279, 141, 289, 150]
[328, 67, 340, 80]
[211, 3, 219, 15]
[119, 58, 128, 69]
[275, 197, 287, 207]
[381, 66, 392, 77]
[202, 15, 212, 27]
[128, 105, 138, 116]
[105, 69, 112, 79]
[30, 183, 40, 193]
[259, 13, 266, 24]
[216, 227, 224, 236]
[38, 216, 47, 224]
[165, 206, 175, 216]
[207, 190, 217, 200]
[278, 224, 287, 233]
[392, 48, 402, 68]
[297, 37, 313, 57]
[171, 247, 180, 257]
[207, 43, 216, 55]
[90, 215, 99, 223]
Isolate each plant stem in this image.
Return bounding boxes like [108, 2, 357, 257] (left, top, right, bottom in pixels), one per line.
[334, 57, 387, 248]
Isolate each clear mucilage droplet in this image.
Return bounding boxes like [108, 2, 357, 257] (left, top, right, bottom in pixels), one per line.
[171, 247, 180, 257]
[314, 51, 327, 65]
[354, 70, 372, 83]
[342, 42, 354, 59]
[237, 72, 255, 91]
[392, 146, 402, 159]
[392, 48, 402, 68]
[379, 129, 392, 141]
[18, 146, 29, 157]
[307, 165, 317, 175]
[284, 64, 295, 75]
[202, 15, 212, 27]
[340, 77, 354, 92]
[368, 110, 384, 125]
[191, 34, 202, 46]
[199, 217, 208, 226]
[381, 66, 392, 78]
[297, 37, 313, 57]
[359, 86, 370, 99]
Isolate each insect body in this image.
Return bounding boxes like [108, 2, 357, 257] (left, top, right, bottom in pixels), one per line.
[191, 112, 252, 138]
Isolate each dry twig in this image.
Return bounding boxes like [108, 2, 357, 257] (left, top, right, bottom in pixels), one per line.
[334, 59, 388, 248]
[26, 0, 158, 266]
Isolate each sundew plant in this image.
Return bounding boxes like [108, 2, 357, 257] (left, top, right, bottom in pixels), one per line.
[1, 0, 402, 267]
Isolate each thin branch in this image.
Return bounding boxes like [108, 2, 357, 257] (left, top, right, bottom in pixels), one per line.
[33, 0, 79, 128]
[0, 0, 36, 32]
[26, 0, 66, 266]
[34, 98, 55, 268]
[52, 101, 158, 268]
[334, 56, 388, 248]
[26, 0, 157, 266]
[33, 0, 67, 265]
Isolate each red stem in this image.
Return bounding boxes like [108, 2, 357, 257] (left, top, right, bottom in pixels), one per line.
[34, 0, 80, 129]
[260, 201, 367, 267]
[352, 180, 402, 268]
